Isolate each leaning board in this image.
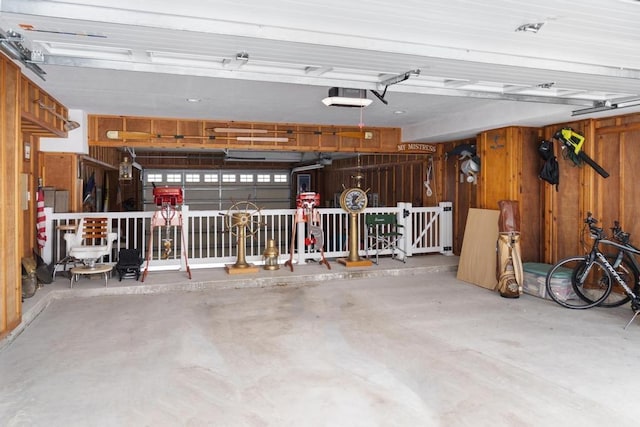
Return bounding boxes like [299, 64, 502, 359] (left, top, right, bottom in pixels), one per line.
[456, 208, 499, 290]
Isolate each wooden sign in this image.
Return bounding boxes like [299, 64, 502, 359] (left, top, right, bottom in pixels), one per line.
[397, 143, 437, 153]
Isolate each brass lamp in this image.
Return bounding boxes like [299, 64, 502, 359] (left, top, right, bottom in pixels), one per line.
[262, 239, 280, 270]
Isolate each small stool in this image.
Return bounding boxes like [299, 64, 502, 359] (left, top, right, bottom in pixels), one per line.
[53, 223, 79, 279]
[69, 264, 112, 288]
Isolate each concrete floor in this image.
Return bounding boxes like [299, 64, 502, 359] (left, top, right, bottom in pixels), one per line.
[1, 255, 639, 426]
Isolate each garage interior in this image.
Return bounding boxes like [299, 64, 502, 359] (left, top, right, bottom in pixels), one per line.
[2, 2, 640, 425]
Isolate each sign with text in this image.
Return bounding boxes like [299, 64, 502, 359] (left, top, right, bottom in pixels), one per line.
[397, 143, 437, 153]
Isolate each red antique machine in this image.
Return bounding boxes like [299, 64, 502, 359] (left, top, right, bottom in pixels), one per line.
[284, 191, 330, 272]
[141, 186, 191, 281]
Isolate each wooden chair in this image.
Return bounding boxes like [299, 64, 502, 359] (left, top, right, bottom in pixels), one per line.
[364, 213, 406, 264]
[64, 218, 117, 268]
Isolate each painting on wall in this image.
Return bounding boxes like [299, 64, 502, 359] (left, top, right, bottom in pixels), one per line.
[297, 174, 311, 194]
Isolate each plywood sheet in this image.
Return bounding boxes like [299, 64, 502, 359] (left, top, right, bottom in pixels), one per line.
[457, 208, 499, 290]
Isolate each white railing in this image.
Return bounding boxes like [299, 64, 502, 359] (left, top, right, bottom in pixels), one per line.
[42, 202, 453, 272]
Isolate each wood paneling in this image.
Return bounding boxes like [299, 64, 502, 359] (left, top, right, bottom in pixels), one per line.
[441, 139, 478, 255]
[477, 127, 542, 262]
[538, 118, 639, 263]
[0, 55, 22, 339]
[541, 121, 595, 261]
[322, 154, 435, 209]
[20, 76, 68, 137]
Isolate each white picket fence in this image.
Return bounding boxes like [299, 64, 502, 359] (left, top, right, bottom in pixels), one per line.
[42, 202, 453, 272]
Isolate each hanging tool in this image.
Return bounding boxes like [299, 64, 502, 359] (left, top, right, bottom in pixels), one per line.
[424, 156, 434, 197]
[553, 128, 609, 178]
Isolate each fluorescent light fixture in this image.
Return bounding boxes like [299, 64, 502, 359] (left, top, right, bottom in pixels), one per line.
[36, 41, 132, 61]
[322, 87, 372, 107]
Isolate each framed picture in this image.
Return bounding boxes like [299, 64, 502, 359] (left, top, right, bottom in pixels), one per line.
[297, 174, 311, 194]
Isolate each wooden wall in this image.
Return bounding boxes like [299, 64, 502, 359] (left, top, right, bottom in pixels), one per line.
[438, 128, 543, 261]
[0, 54, 22, 339]
[323, 150, 444, 208]
[1, 52, 75, 339]
[477, 127, 542, 262]
[541, 116, 640, 263]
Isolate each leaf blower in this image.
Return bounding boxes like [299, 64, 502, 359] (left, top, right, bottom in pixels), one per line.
[553, 128, 609, 178]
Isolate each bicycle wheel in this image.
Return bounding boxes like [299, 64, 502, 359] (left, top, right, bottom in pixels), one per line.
[572, 253, 639, 308]
[546, 256, 612, 309]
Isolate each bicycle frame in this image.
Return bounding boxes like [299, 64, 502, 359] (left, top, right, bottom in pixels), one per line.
[584, 236, 640, 328]
[586, 238, 638, 295]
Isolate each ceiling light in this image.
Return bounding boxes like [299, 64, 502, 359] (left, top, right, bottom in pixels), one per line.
[186, 98, 201, 103]
[36, 41, 132, 61]
[322, 87, 372, 108]
[515, 22, 545, 33]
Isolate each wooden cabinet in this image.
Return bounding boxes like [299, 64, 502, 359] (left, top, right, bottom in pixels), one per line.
[40, 153, 82, 212]
[477, 127, 542, 262]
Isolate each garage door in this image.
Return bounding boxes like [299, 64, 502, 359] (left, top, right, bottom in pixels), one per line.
[143, 169, 291, 211]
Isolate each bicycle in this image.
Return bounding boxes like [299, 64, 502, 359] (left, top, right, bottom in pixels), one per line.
[546, 213, 640, 328]
[568, 219, 640, 308]
[596, 221, 640, 307]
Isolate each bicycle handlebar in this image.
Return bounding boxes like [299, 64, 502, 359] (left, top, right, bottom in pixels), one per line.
[585, 212, 598, 225]
[611, 220, 631, 244]
[584, 212, 605, 239]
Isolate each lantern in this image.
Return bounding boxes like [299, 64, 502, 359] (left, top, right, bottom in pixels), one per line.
[262, 239, 280, 270]
[119, 157, 133, 181]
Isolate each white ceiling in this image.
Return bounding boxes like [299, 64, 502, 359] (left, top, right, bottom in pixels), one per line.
[2, 0, 640, 143]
